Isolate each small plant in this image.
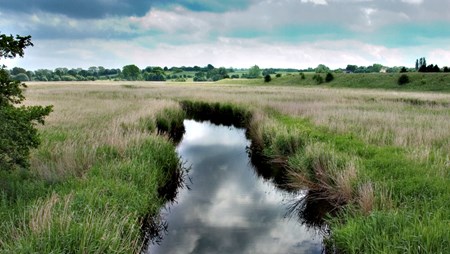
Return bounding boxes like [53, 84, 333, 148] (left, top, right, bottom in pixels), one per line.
[325, 72, 334, 82]
[397, 74, 410, 85]
[275, 73, 282, 78]
[264, 74, 272, 82]
[312, 74, 324, 84]
[299, 72, 305, 80]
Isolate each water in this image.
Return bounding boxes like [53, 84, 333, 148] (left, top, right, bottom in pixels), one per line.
[147, 120, 323, 254]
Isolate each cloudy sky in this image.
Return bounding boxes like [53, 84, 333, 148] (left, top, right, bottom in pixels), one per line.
[1, 0, 449, 70]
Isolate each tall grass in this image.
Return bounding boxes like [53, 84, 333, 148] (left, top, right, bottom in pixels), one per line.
[1, 80, 448, 253]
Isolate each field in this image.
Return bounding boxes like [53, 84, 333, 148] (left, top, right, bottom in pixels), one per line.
[1, 76, 449, 253]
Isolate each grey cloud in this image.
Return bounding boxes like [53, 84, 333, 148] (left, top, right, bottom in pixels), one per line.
[0, 0, 254, 19]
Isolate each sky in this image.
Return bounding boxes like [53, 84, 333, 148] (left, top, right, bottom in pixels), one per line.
[1, 0, 450, 70]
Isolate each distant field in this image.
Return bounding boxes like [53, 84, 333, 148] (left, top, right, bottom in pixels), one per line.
[221, 72, 450, 92]
[1, 80, 449, 253]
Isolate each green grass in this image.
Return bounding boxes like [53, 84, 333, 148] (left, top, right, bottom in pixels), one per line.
[0, 115, 183, 253]
[219, 72, 450, 92]
[266, 113, 449, 253]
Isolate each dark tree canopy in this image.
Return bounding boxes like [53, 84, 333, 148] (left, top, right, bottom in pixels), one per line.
[0, 33, 52, 171]
[122, 64, 141, 80]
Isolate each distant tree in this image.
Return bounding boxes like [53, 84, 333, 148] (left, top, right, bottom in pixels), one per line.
[206, 64, 215, 71]
[432, 64, 440, 72]
[11, 67, 26, 75]
[415, 59, 419, 71]
[315, 64, 330, 73]
[122, 64, 141, 80]
[264, 74, 271, 82]
[0, 33, 52, 171]
[400, 67, 407, 73]
[345, 65, 357, 73]
[444, 67, 450, 72]
[247, 65, 261, 79]
[13, 73, 29, 81]
[418, 57, 427, 70]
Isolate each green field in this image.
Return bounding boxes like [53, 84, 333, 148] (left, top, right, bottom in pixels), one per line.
[222, 72, 450, 92]
[1, 76, 449, 253]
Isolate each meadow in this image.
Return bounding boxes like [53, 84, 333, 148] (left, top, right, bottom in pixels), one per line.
[0, 76, 449, 253]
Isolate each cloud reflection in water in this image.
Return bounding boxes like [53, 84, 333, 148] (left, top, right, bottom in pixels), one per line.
[148, 120, 323, 254]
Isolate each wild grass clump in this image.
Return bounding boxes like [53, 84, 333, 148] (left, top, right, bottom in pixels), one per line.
[155, 106, 186, 142]
[180, 100, 251, 128]
[287, 143, 359, 207]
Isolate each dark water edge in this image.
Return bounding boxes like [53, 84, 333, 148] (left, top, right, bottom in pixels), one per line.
[145, 120, 327, 254]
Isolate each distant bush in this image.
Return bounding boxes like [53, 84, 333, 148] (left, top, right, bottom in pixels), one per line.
[312, 74, 324, 84]
[193, 76, 207, 82]
[299, 72, 306, 80]
[398, 74, 410, 85]
[264, 74, 272, 82]
[275, 73, 282, 78]
[325, 72, 334, 82]
[61, 75, 77, 81]
[13, 73, 29, 81]
[230, 74, 240, 79]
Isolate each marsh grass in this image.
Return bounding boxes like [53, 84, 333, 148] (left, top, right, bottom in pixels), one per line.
[1, 81, 448, 253]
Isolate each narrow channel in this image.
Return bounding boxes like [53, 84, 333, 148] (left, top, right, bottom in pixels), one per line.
[147, 120, 323, 254]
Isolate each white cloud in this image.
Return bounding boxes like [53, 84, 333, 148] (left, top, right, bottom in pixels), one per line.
[401, 0, 423, 5]
[301, 0, 328, 5]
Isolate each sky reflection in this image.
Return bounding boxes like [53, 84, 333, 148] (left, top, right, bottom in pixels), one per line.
[148, 120, 322, 254]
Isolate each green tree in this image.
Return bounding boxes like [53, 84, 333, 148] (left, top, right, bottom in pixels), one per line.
[264, 74, 271, 82]
[122, 64, 141, 80]
[247, 65, 261, 79]
[0, 33, 52, 171]
[315, 64, 330, 73]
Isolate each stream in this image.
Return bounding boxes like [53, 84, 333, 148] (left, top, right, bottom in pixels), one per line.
[147, 120, 324, 254]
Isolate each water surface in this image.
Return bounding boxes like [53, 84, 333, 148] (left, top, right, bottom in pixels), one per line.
[148, 120, 323, 254]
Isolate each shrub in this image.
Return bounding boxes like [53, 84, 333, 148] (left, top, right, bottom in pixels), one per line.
[398, 74, 410, 85]
[312, 74, 324, 84]
[325, 72, 334, 82]
[299, 72, 306, 80]
[275, 73, 282, 78]
[264, 74, 272, 83]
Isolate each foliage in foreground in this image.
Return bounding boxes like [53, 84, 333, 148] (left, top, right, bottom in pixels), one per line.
[0, 33, 52, 171]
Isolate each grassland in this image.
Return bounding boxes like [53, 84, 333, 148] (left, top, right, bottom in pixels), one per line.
[222, 72, 450, 92]
[1, 78, 449, 253]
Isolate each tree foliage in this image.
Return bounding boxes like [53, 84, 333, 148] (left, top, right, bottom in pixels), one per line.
[0, 33, 52, 171]
[122, 64, 141, 80]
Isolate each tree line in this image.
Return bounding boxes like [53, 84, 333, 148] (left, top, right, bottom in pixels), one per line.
[7, 60, 450, 83]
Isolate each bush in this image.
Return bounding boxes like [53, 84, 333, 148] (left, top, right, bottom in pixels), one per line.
[275, 73, 282, 78]
[312, 74, 324, 84]
[398, 74, 410, 85]
[325, 72, 334, 82]
[264, 74, 272, 82]
[299, 72, 306, 79]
